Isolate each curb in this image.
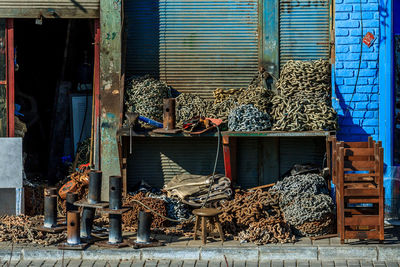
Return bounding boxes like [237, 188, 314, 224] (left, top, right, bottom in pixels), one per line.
[0, 246, 399, 261]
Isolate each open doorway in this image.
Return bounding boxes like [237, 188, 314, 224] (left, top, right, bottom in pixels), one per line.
[14, 19, 96, 184]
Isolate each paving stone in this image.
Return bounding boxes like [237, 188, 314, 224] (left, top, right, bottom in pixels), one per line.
[283, 260, 295, 267]
[15, 261, 31, 267]
[82, 251, 140, 261]
[0, 250, 22, 262]
[182, 260, 196, 267]
[377, 248, 400, 261]
[105, 261, 120, 267]
[41, 260, 58, 267]
[6, 261, 21, 267]
[201, 248, 257, 262]
[169, 261, 183, 267]
[372, 262, 385, 267]
[79, 260, 95, 267]
[310, 261, 321, 267]
[232, 261, 245, 267]
[29, 261, 44, 267]
[157, 260, 171, 267]
[297, 261, 309, 267]
[67, 260, 82, 267]
[245, 261, 257, 267]
[385, 262, 399, 267]
[23, 250, 80, 261]
[260, 247, 317, 261]
[258, 261, 270, 267]
[92, 261, 107, 267]
[319, 247, 377, 261]
[360, 261, 373, 267]
[329, 238, 341, 245]
[54, 260, 71, 267]
[312, 238, 330, 245]
[208, 261, 221, 267]
[142, 248, 199, 261]
[143, 260, 158, 267]
[334, 260, 347, 267]
[271, 260, 283, 267]
[321, 261, 334, 267]
[130, 261, 144, 267]
[294, 238, 312, 246]
[195, 260, 208, 267]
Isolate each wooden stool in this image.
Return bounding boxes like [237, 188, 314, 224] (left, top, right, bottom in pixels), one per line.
[193, 208, 224, 244]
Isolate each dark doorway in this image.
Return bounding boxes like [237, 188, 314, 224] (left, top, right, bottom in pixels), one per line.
[14, 19, 94, 184]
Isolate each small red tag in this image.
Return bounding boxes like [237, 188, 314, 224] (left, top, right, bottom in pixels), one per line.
[362, 32, 375, 48]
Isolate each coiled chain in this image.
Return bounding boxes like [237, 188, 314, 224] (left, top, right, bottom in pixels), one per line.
[228, 104, 272, 131]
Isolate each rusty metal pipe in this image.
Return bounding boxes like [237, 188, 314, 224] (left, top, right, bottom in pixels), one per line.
[163, 98, 176, 130]
[136, 211, 152, 243]
[44, 195, 57, 228]
[109, 176, 122, 210]
[44, 187, 58, 197]
[67, 211, 80, 245]
[66, 192, 78, 212]
[109, 214, 122, 244]
[80, 207, 95, 239]
[88, 170, 102, 204]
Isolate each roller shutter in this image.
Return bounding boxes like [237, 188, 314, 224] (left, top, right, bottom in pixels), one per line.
[279, 0, 330, 67]
[124, 0, 260, 99]
[0, 0, 99, 18]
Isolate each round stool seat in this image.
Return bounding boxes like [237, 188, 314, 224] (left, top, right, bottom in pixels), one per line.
[193, 208, 222, 217]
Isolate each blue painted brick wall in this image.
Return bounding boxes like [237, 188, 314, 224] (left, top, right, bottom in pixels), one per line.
[333, 0, 379, 142]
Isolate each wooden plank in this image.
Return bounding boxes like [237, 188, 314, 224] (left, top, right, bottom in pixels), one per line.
[344, 208, 378, 215]
[344, 188, 379, 196]
[345, 173, 378, 177]
[344, 148, 375, 156]
[343, 142, 370, 148]
[344, 215, 379, 226]
[346, 197, 379, 204]
[344, 161, 375, 169]
[344, 230, 380, 240]
[0, 8, 99, 19]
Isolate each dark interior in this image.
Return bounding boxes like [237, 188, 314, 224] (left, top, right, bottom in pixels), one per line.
[14, 19, 94, 184]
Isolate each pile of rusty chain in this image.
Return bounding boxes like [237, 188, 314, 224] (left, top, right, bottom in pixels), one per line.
[125, 76, 172, 126]
[0, 215, 66, 245]
[213, 88, 245, 104]
[273, 173, 335, 236]
[147, 193, 192, 222]
[271, 59, 337, 131]
[175, 93, 209, 127]
[122, 192, 168, 231]
[219, 189, 295, 244]
[228, 104, 272, 131]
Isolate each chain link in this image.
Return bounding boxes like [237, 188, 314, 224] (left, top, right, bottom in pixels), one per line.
[228, 104, 272, 131]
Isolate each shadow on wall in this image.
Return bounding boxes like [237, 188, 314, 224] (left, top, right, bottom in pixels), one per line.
[333, 84, 369, 142]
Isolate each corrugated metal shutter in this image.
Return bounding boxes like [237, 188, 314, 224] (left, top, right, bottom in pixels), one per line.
[124, 0, 259, 99]
[279, 0, 330, 67]
[127, 138, 225, 189]
[0, 0, 99, 18]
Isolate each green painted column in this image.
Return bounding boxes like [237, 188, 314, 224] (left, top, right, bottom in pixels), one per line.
[99, 0, 122, 200]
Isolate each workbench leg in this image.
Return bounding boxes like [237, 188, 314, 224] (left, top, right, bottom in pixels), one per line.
[222, 136, 237, 184]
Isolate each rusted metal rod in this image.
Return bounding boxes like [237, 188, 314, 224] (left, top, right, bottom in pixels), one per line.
[67, 211, 80, 245]
[137, 211, 152, 243]
[80, 207, 95, 239]
[66, 192, 78, 212]
[44, 195, 57, 228]
[109, 214, 122, 244]
[109, 176, 122, 210]
[163, 98, 176, 130]
[88, 170, 102, 204]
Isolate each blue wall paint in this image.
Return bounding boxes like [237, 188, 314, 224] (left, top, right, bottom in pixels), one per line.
[334, 0, 380, 142]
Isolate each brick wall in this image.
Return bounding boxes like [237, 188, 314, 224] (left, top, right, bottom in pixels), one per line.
[333, 0, 379, 141]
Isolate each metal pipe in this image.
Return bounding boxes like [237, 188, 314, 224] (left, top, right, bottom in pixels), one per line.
[44, 187, 58, 197]
[66, 192, 78, 212]
[109, 176, 122, 210]
[136, 211, 152, 243]
[67, 211, 80, 245]
[44, 195, 57, 228]
[88, 170, 102, 204]
[80, 207, 95, 239]
[109, 214, 122, 244]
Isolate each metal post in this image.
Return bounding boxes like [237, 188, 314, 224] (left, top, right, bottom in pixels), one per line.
[109, 176, 122, 210]
[66, 192, 78, 212]
[80, 207, 95, 239]
[44, 195, 57, 228]
[44, 187, 58, 197]
[67, 211, 80, 245]
[109, 214, 122, 244]
[163, 98, 176, 130]
[137, 211, 152, 243]
[88, 170, 102, 204]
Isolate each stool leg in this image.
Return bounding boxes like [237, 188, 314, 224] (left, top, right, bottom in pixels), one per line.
[201, 216, 207, 245]
[193, 216, 200, 240]
[215, 218, 224, 244]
